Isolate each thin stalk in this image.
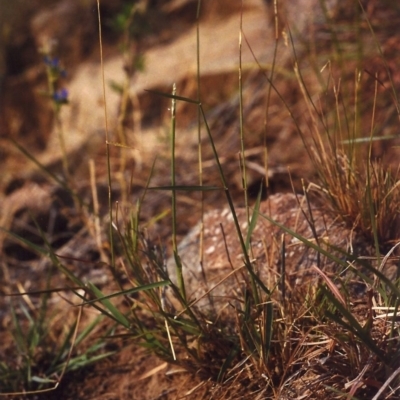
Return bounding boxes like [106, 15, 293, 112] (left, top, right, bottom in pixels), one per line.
[263, 0, 280, 189]
[196, 0, 208, 287]
[115, 4, 141, 205]
[170, 84, 186, 301]
[238, 1, 249, 220]
[367, 78, 380, 266]
[97, 0, 115, 269]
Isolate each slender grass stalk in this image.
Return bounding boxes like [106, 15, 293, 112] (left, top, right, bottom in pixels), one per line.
[169, 84, 187, 301]
[170, 84, 177, 251]
[195, 0, 209, 289]
[96, 0, 115, 269]
[238, 2, 249, 220]
[114, 3, 145, 205]
[263, 0, 280, 189]
[367, 76, 381, 265]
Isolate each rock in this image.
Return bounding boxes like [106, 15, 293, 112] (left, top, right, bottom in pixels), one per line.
[168, 193, 395, 312]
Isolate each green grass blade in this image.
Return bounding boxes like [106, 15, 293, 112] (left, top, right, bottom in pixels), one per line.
[148, 185, 222, 191]
[245, 184, 263, 251]
[82, 281, 169, 306]
[85, 282, 131, 329]
[320, 286, 387, 362]
[144, 89, 199, 104]
[217, 346, 239, 383]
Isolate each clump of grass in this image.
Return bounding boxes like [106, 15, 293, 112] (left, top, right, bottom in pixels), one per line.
[294, 61, 400, 254]
[106, 1, 399, 398]
[2, 0, 400, 398]
[0, 266, 113, 396]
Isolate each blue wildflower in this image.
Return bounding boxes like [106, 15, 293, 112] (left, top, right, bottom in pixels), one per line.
[44, 55, 60, 68]
[53, 88, 69, 104]
[43, 55, 52, 65]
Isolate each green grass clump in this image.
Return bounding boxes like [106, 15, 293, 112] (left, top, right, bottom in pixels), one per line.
[1, 0, 400, 398]
[0, 273, 113, 395]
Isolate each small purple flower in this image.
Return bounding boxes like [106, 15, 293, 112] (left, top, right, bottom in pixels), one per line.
[44, 55, 67, 76]
[52, 88, 69, 104]
[43, 55, 52, 65]
[44, 55, 60, 68]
